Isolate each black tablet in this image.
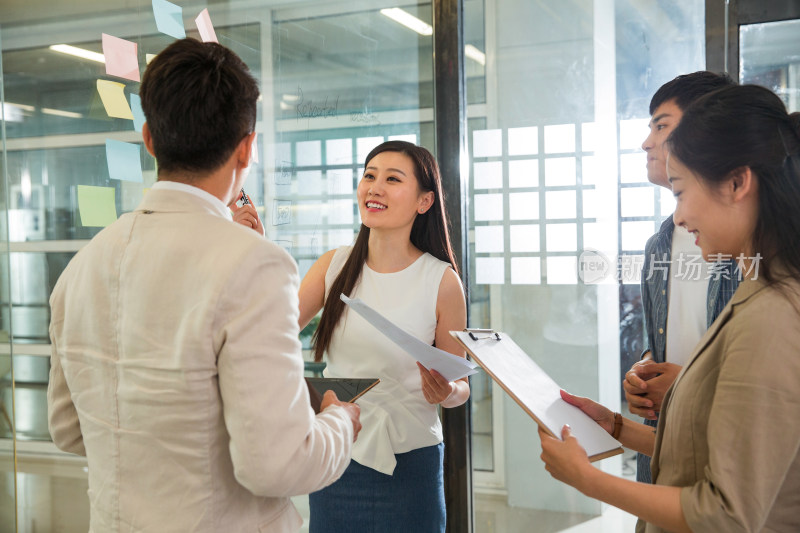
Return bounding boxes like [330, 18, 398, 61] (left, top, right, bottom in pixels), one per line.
[305, 377, 380, 414]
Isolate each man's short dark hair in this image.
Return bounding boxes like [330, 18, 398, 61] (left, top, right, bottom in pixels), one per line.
[139, 38, 259, 176]
[649, 71, 736, 116]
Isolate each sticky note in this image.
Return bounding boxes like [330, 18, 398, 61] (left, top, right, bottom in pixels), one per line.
[146, 53, 157, 64]
[77, 185, 117, 227]
[153, 0, 186, 39]
[106, 140, 143, 182]
[129, 93, 146, 132]
[102, 34, 140, 82]
[97, 80, 133, 120]
[195, 8, 218, 43]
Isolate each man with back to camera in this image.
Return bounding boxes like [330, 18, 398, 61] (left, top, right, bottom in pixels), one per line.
[622, 72, 739, 483]
[47, 38, 360, 532]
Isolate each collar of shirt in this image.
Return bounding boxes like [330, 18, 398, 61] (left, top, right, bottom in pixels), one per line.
[151, 180, 233, 221]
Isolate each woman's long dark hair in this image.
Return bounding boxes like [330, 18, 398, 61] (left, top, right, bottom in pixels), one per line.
[312, 140, 459, 362]
[668, 84, 800, 284]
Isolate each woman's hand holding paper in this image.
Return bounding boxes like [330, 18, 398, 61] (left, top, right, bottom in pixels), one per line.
[417, 362, 455, 405]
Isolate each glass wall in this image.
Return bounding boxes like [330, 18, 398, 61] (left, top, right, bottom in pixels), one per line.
[6, 0, 788, 531]
[740, 18, 800, 113]
[466, 1, 704, 531]
[0, 0, 436, 530]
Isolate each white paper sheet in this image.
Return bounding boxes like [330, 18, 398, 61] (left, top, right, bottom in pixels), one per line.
[341, 294, 478, 382]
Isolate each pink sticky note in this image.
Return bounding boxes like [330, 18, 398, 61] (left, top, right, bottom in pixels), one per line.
[195, 9, 218, 43]
[102, 33, 140, 82]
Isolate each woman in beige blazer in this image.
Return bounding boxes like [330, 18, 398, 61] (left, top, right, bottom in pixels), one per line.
[539, 84, 800, 533]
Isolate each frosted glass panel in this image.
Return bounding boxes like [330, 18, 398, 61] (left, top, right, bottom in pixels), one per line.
[620, 152, 647, 183]
[275, 142, 292, 166]
[619, 118, 648, 150]
[582, 221, 614, 251]
[476, 257, 504, 284]
[327, 169, 354, 196]
[475, 225, 504, 253]
[508, 126, 538, 155]
[582, 189, 597, 219]
[545, 223, 577, 252]
[582, 155, 598, 185]
[296, 140, 322, 166]
[509, 224, 540, 252]
[546, 256, 577, 284]
[473, 129, 503, 157]
[328, 229, 355, 247]
[388, 134, 417, 143]
[297, 201, 323, 225]
[545, 190, 577, 219]
[297, 170, 323, 195]
[509, 192, 539, 220]
[508, 159, 538, 188]
[357, 136, 384, 165]
[474, 194, 504, 221]
[621, 221, 655, 251]
[620, 187, 654, 217]
[326, 139, 353, 165]
[544, 124, 575, 153]
[511, 257, 541, 285]
[544, 157, 576, 186]
[741, 19, 800, 113]
[474, 161, 503, 189]
[298, 259, 315, 279]
[581, 122, 597, 152]
[327, 200, 354, 225]
[660, 187, 677, 216]
[297, 232, 323, 256]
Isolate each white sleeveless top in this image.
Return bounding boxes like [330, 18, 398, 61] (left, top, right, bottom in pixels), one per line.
[324, 246, 450, 475]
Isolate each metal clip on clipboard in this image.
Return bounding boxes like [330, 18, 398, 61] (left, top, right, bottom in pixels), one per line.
[464, 328, 502, 341]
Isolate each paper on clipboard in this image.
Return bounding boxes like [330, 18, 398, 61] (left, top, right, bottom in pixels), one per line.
[341, 294, 478, 382]
[451, 330, 622, 462]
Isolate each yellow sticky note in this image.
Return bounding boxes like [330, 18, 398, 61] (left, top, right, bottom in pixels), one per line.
[77, 185, 118, 227]
[97, 80, 134, 120]
[146, 54, 157, 65]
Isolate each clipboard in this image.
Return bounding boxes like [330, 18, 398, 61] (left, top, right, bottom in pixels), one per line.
[305, 377, 380, 414]
[451, 329, 622, 462]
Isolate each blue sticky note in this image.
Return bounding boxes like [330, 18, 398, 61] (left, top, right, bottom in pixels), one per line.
[130, 93, 146, 132]
[106, 139, 143, 182]
[153, 0, 186, 39]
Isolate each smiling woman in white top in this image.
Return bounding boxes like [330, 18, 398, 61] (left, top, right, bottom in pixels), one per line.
[298, 140, 469, 532]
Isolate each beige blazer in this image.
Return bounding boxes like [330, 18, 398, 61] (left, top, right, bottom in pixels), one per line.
[48, 187, 353, 533]
[641, 274, 800, 532]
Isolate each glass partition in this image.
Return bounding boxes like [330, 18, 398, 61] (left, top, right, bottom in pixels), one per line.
[0, 0, 740, 530]
[466, 0, 704, 530]
[1, 0, 434, 529]
[740, 18, 800, 113]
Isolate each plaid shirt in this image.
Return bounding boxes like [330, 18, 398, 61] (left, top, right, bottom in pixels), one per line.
[637, 216, 740, 483]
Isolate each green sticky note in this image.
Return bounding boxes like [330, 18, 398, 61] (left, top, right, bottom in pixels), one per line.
[77, 185, 118, 227]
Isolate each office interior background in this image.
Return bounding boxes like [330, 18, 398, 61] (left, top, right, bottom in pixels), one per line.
[0, 0, 798, 531]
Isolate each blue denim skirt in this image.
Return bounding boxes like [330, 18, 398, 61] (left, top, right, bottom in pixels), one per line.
[309, 443, 445, 533]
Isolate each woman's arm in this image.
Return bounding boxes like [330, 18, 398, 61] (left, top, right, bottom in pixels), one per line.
[539, 425, 691, 533]
[419, 267, 469, 408]
[297, 249, 336, 330]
